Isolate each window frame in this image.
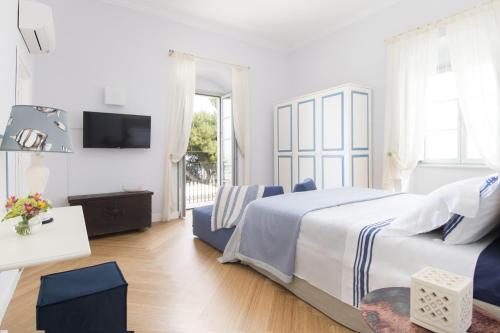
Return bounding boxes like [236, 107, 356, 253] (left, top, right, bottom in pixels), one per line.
[420, 36, 484, 167]
[220, 94, 234, 186]
[422, 99, 483, 166]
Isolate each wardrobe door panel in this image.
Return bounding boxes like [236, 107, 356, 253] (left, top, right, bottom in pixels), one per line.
[277, 105, 292, 152]
[322, 92, 344, 151]
[297, 99, 316, 152]
[352, 155, 369, 188]
[278, 156, 293, 193]
[322, 156, 344, 189]
[351, 91, 369, 150]
[298, 155, 316, 183]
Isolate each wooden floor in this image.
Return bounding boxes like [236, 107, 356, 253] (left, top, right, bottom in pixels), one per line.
[1, 214, 353, 333]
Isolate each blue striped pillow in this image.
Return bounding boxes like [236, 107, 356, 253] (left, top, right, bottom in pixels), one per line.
[442, 174, 500, 244]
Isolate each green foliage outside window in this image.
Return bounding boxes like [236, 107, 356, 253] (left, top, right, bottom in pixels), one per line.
[186, 96, 219, 183]
[187, 111, 217, 164]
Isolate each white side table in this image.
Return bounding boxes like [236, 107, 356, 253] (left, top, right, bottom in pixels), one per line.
[0, 206, 91, 324]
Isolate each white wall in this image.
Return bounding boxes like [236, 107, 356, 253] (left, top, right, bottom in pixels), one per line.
[33, 0, 289, 218]
[0, 0, 18, 205]
[287, 0, 492, 192]
[0, 0, 35, 203]
[0, 1, 34, 322]
[196, 61, 231, 95]
[0, 0, 18, 130]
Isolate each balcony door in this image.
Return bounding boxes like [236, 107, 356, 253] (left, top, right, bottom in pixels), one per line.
[183, 93, 235, 210]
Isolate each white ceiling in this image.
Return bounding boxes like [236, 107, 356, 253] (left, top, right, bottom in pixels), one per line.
[100, 0, 402, 51]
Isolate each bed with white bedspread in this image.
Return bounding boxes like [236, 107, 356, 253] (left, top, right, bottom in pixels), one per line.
[220, 188, 500, 331]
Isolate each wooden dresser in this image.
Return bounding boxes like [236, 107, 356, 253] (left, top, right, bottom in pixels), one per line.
[68, 191, 153, 237]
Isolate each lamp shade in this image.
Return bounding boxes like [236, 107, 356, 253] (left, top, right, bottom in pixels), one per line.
[0, 105, 72, 153]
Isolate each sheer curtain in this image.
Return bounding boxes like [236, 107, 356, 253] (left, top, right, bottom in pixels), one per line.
[162, 53, 196, 221]
[231, 65, 251, 185]
[447, 2, 500, 171]
[383, 30, 438, 191]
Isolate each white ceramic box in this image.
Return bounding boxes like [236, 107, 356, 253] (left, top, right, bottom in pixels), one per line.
[411, 267, 473, 333]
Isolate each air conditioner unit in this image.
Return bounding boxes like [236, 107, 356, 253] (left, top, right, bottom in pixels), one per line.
[18, 0, 56, 54]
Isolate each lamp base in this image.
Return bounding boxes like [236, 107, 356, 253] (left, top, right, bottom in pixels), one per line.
[26, 153, 50, 194]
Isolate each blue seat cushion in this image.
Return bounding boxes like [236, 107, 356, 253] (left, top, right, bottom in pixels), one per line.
[37, 261, 127, 306]
[36, 262, 128, 333]
[293, 178, 317, 192]
[192, 185, 284, 252]
[192, 204, 233, 252]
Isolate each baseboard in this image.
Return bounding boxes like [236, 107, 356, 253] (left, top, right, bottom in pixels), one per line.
[152, 213, 162, 223]
[152, 210, 187, 223]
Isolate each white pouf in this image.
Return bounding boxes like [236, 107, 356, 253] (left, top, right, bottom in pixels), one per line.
[410, 267, 473, 333]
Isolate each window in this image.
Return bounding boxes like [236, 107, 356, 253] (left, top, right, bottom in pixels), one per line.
[185, 94, 220, 208]
[422, 35, 482, 165]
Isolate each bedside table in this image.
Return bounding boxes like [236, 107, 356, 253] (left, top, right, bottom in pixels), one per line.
[360, 287, 500, 333]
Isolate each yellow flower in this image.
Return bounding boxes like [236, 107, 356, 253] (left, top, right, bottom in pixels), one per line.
[38, 201, 47, 209]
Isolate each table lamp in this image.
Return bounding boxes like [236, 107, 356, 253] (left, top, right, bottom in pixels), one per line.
[0, 105, 73, 194]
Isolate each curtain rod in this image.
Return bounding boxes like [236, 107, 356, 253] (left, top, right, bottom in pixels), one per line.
[168, 49, 250, 70]
[385, 0, 497, 43]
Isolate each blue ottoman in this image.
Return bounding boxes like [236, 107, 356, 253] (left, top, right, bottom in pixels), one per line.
[37, 261, 128, 333]
[192, 186, 284, 252]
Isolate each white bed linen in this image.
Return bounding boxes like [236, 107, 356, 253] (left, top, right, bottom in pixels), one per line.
[294, 193, 496, 307]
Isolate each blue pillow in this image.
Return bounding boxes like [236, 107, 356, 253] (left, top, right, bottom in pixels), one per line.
[263, 186, 285, 197]
[293, 178, 317, 192]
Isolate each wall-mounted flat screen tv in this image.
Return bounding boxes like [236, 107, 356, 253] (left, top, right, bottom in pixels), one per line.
[83, 111, 151, 148]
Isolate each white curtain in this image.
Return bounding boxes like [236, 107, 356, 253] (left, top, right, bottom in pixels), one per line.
[447, 2, 500, 171]
[231, 66, 251, 185]
[383, 30, 438, 191]
[162, 53, 196, 221]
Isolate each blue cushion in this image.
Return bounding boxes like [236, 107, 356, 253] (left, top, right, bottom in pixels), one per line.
[293, 178, 317, 192]
[37, 262, 128, 333]
[192, 185, 284, 252]
[263, 185, 285, 197]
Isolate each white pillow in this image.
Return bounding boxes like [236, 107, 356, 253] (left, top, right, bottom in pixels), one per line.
[443, 174, 500, 245]
[386, 177, 484, 236]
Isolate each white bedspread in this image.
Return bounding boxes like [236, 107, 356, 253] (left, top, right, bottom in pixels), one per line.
[294, 193, 497, 307]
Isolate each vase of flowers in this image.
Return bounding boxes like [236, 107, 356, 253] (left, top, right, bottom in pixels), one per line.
[2, 194, 51, 236]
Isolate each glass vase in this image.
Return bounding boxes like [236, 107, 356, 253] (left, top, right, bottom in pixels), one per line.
[14, 215, 42, 236]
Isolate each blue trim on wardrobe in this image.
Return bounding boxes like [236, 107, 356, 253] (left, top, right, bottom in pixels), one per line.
[351, 154, 370, 187]
[321, 92, 344, 151]
[297, 99, 316, 152]
[298, 155, 316, 183]
[322, 155, 344, 188]
[277, 155, 293, 192]
[351, 91, 369, 151]
[277, 104, 293, 153]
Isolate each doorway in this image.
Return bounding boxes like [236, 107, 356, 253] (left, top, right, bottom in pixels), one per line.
[184, 93, 234, 209]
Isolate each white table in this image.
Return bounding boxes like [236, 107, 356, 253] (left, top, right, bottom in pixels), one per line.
[0, 206, 91, 271]
[0, 206, 91, 324]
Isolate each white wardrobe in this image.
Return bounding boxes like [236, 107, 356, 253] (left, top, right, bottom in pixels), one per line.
[274, 83, 372, 193]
